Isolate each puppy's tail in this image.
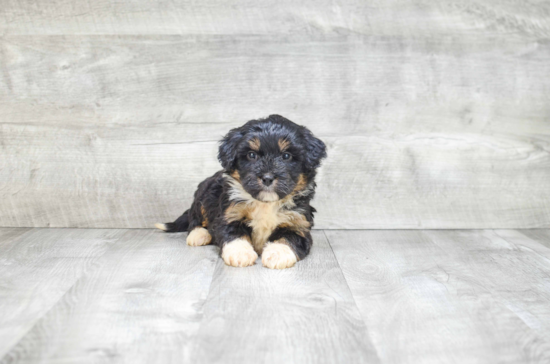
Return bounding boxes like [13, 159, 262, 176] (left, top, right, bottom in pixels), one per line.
[155, 209, 190, 233]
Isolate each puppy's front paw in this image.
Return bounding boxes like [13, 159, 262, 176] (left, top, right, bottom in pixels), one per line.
[262, 243, 298, 269]
[222, 238, 258, 267]
[186, 227, 212, 246]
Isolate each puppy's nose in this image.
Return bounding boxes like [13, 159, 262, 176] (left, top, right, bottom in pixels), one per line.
[261, 173, 275, 186]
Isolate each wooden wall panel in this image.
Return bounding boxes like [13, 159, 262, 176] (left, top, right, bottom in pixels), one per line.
[1, 1, 549, 38]
[0, 2, 549, 228]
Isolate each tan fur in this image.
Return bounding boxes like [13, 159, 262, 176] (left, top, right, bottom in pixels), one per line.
[230, 170, 240, 181]
[154, 223, 167, 231]
[224, 173, 312, 254]
[262, 240, 298, 269]
[200, 205, 209, 227]
[278, 138, 290, 151]
[186, 227, 212, 246]
[294, 174, 308, 194]
[222, 237, 258, 267]
[248, 138, 261, 151]
[277, 216, 310, 237]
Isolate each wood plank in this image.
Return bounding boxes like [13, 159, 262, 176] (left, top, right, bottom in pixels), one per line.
[315, 133, 550, 229]
[0, 229, 219, 363]
[2, 35, 549, 139]
[0, 227, 32, 246]
[518, 229, 550, 250]
[0, 228, 128, 358]
[424, 229, 550, 363]
[1, 34, 549, 229]
[488, 229, 550, 259]
[326, 229, 550, 364]
[190, 230, 379, 364]
[2, 1, 549, 37]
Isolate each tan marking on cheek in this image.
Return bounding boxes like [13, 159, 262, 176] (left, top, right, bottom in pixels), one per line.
[278, 174, 308, 206]
[293, 174, 307, 193]
[248, 137, 261, 151]
[277, 174, 309, 207]
[230, 170, 240, 181]
[278, 138, 290, 151]
[262, 241, 298, 269]
[222, 238, 258, 267]
[186, 227, 212, 246]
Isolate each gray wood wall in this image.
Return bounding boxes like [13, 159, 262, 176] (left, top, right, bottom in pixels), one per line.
[1, 1, 549, 229]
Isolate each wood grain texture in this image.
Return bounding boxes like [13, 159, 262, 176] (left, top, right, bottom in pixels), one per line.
[0, 228, 128, 358]
[424, 229, 550, 363]
[1, 0, 549, 37]
[518, 229, 550, 250]
[0, 227, 31, 245]
[326, 229, 550, 364]
[1, 31, 549, 228]
[190, 230, 380, 364]
[2, 228, 550, 363]
[0, 229, 219, 363]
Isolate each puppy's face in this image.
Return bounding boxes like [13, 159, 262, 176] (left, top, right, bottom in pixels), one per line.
[218, 115, 327, 202]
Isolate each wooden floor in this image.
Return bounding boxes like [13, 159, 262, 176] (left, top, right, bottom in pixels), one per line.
[1, 228, 550, 363]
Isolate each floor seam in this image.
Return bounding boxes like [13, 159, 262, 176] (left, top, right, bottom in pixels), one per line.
[322, 229, 382, 362]
[0, 229, 133, 360]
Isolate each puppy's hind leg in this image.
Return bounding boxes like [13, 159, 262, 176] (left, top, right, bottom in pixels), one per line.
[155, 209, 212, 246]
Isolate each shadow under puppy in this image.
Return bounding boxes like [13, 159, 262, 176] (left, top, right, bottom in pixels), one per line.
[156, 115, 327, 269]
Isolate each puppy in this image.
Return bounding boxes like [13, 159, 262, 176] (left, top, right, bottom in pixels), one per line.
[155, 115, 327, 269]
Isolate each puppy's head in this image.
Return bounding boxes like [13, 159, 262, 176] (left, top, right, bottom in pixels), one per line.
[218, 115, 327, 202]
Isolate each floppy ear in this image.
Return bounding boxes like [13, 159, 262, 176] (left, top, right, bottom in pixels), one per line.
[218, 126, 244, 171]
[302, 128, 327, 171]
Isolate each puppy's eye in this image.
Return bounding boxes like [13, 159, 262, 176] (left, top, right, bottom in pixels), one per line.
[282, 153, 291, 160]
[247, 152, 257, 160]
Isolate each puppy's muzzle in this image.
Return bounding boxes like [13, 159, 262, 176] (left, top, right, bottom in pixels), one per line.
[261, 173, 275, 187]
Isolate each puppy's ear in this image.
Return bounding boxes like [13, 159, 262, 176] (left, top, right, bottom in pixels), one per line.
[302, 128, 327, 171]
[218, 126, 244, 171]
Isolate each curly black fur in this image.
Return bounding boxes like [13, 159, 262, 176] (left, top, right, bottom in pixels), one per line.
[157, 115, 327, 265]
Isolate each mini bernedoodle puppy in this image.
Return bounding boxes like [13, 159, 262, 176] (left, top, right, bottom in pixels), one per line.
[155, 115, 327, 269]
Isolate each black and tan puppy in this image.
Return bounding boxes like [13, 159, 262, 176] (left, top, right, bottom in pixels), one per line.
[155, 115, 327, 269]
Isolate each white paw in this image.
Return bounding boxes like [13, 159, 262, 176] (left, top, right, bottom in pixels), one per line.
[186, 227, 212, 246]
[222, 238, 258, 267]
[262, 243, 298, 269]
